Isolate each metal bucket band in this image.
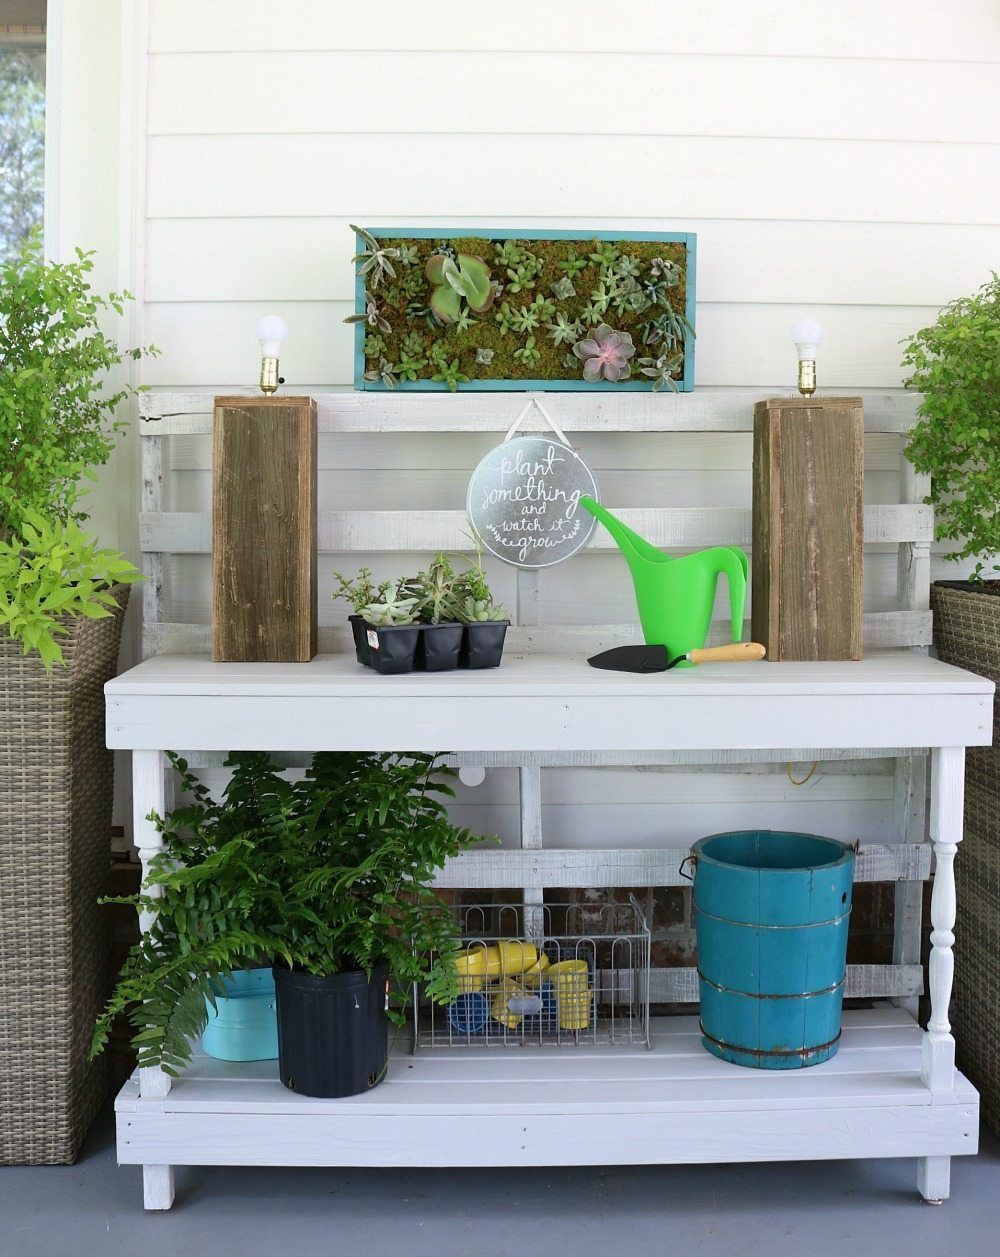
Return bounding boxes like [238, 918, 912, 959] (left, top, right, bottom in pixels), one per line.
[693, 905, 852, 930]
[699, 1022, 843, 1059]
[697, 970, 845, 1000]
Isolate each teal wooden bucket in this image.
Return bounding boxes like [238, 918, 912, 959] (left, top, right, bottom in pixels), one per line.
[689, 830, 855, 1069]
[202, 967, 279, 1062]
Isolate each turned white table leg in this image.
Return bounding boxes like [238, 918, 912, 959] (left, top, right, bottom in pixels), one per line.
[917, 745, 965, 1203]
[132, 748, 176, 1210]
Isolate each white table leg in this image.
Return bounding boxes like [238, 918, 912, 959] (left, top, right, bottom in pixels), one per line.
[917, 745, 965, 1202]
[917, 1155, 951, 1205]
[143, 1165, 176, 1211]
[132, 749, 176, 1210]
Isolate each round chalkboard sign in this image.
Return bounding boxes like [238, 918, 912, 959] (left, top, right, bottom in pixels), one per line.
[466, 435, 599, 568]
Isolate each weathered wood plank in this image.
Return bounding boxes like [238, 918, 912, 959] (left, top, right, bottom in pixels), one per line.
[141, 609, 933, 659]
[649, 964, 922, 1003]
[141, 388, 922, 435]
[432, 844, 931, 888]
[211, 397, 318, 661]
[752, 397, 864, 661]
[141, 502, 933, 554]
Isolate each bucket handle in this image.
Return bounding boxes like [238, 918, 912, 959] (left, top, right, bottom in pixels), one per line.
[679, 854, 697, 882]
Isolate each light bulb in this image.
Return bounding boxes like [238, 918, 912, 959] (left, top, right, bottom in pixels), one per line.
[790, 318, 823, 397]
[256, 315, 287, 394]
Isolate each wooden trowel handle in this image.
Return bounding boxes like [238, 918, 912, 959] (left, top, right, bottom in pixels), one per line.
[689, 642, 767, 664]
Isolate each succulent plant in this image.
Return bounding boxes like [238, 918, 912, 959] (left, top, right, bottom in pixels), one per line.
[406, 300, 438, 329]
[344, 295, 393, 335]
[493, 240, 529, 268]
[557, 247, 588, 278]
[571, 324, 635, 382]
[350, 225, 401, 291]
[332, 567, 391, 614]
[400, 267, 425, 298]
[493, 301, 519, 335]
[615, 254, 642, 279]
[395, 348, 427, 381]
[580, 300, 605, 326]
[454, 309, 476, 333]
[528, 293, 556, 321]
[513, 335, 542, 368]
[362, 356, 400, 389]
[396, 244, 420, 266]
[649, 256, 680, 285]
[427, 340, 451, 368]
[458, 597, 508, 623]
[550, 276, 576, 301]
[588, 241, 620, 268]
[402, 330, 428, 357]
[561, 351, 577, 369]
[546, 312, 584, 346]
[363, 332, 387, 358]
[638, 306, 693, 351]
[400, 553, 461, 624]
[359, 587, 419, 627]
[425, 253, 494, 323]
[430, 242, 458, 260]
[431, 358, 470, 392]
[510, 304, 541, 335]
[496, 243, 543, 294]
[475, 347, 495, 365]
[638, 349, 684, 392]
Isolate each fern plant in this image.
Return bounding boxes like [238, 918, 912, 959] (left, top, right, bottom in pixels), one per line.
[91, 751, 484, 1076]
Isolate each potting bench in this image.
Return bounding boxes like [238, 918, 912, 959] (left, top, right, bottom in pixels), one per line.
[108, 390, 993, 1210]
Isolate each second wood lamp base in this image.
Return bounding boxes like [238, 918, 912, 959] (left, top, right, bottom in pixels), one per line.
[212, 395, 317, 662]
[751, 396, 864, 661]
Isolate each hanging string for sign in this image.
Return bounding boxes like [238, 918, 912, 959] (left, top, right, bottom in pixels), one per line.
[466, 394, 600, 570]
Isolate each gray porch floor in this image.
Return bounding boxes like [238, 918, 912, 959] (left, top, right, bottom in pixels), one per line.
[1, 1103, 998, 1257]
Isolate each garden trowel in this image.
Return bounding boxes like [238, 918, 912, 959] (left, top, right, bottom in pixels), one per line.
[588, 642, 766, 673]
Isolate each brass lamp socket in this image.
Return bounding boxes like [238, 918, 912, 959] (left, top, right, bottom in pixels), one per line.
[797, 359, 817, 397]
[259, 356, 280, 395]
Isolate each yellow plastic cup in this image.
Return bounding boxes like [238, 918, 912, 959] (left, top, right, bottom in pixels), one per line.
[491, 977, 524, 1029]
[453, 947, 489, 993]
[547, 959, 591, 1031]
[521, 953, 551, 987]
[493, 940, 537, 977]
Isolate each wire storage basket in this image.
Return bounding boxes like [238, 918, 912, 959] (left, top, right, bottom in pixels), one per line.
[415, 896, 651, 1049]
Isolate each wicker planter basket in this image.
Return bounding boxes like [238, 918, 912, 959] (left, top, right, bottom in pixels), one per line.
[0, 588, 129, 1164]
[931, 582, 1000, 1135]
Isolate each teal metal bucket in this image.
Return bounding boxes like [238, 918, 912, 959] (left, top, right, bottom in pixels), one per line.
[689, 830, 855, 1069]
[202, 967, 279, 1062]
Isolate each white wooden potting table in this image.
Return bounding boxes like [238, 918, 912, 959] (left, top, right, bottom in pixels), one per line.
[107, 650, 992, 1210]
[111, 389, 996, 1209]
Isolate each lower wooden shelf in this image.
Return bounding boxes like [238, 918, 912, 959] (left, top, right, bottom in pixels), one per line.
[116, 1007, 978, 1170]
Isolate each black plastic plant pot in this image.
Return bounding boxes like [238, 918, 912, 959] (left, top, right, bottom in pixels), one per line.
[272, 962, 389, 1098]
[347, 614, 372, 666]
[363, 622, 419, 674]
[460, 621, 509, 669]
[415, 623, 464, 672]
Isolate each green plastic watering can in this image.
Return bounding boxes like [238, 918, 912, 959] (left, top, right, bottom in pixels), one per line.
[581, 497, 748, 665]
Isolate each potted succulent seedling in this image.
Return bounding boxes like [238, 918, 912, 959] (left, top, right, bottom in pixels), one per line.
[902, 273, 1000, 1131]
[332, 568, 420, 673]
[91, 751, 483, 1098]
[454, 544, 510, 669]
[402, 552, 466, 671]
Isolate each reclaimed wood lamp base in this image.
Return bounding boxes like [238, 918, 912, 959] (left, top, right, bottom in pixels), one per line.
[212, 395, 317, 662]
[752, 396, 864, 661]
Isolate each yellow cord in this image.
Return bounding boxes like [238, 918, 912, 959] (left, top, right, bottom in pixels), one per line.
[786, 760, 819, 786]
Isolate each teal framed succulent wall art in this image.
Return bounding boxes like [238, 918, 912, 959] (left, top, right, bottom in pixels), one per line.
[349, 228, 696, 392]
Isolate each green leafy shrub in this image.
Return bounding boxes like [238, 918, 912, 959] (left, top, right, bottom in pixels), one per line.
[91, 751, 486, 1075]
[0, 230, 149, 533]
[0, 510, 140, 666]
[903, 274, 1000, 580]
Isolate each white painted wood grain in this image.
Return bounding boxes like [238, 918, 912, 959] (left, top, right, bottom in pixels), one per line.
[145, 217, 1000, 308]
[140, 388, 922, 433]
[147, 0, 1000, 62]
[148, 52, 1000, 144]
[146, 135, 995, 225]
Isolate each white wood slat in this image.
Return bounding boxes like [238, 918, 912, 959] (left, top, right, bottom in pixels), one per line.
[147, 136, 994, 225]
[140, 503, 933, 555]
[141, 611, 934, 660]
[148, 52, 1000, 144]
[432, 844, 931, 889]
[146, 218, 1000, 309]
[149, 0, 1000, 62]
[140, 388, 921, 433]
